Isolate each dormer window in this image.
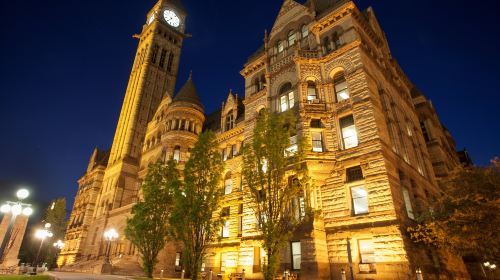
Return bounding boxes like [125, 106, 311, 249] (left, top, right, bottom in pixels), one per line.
[288, 30, 296, 46]
[225, 110, 235, 131]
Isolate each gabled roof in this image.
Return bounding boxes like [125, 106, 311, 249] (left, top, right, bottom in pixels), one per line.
[173, 73, 204, 110]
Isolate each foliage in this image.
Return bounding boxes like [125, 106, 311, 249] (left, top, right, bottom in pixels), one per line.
[407, 166, 500, 261]
[0, 276, 51, 280]
[169, 131, 224, 280]
[125, 160, 179, 278]
[242, 109, 308, 280]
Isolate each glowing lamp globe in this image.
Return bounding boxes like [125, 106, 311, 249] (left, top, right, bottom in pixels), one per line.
[1, 204, 11, 213]
[22, 207, 33, 216]
[16, 189, 30, 200]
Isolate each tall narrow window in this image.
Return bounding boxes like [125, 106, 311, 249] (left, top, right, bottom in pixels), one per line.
[291, 242, 301, 270]
[167, 53, 175, 72]
[151, 45, 159, 64]
[420, 121, 430, 142]
[323, 37, 331, 52]
[232, 144, 238, 157]
[222, 221, 230, 238]
[301, 25, 309, 39]
[351, 186, 368, 215]
[159, 49, 167, 68]
[307, 81, 318, 102]
[311, 132, 323, 152]
[288, 30, 296, 46]
[224, 173, 233, 195]
[277, 40, 284, 53]
[340, 115, 358, 149]
[285, 135, 298, 156]
[237, 216, 243, 237]
[402, 187, 415, 219]
[279, 83, 294, 112]
[359, 239, 375, 264]
[225, 110, 234, 131]
[175, 252, 182, 267]
[173, 146, 181, 162]
[334, 72, 349, 102]
[332, 32, 341, 49]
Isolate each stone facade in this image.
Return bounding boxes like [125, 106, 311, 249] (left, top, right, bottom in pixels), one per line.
[59, 0, 470, 279]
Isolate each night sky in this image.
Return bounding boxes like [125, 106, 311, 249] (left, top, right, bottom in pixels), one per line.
[0, 0, 499, 211]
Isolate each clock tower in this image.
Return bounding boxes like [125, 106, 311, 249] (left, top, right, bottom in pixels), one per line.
[83, 0, 187, 261]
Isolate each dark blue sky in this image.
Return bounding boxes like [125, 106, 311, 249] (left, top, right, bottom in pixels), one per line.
[0, 0, 499, 209]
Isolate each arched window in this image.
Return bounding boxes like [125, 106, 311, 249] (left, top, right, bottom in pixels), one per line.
[224, 172, 233, 195]
[225, 110, 235, 131]
[307, 81, 318, 102]
[279, 83, 294, 112]
[277, 40, 284, 53]
[334, 72, 349, 102]
[301, 25, 309, 39]
[173, 146, 181, 162]
[288, 30, 296, 46]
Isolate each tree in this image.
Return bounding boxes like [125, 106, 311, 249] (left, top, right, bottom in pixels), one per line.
[407, 166, 500, 261]
[170, 131, 224, 280]
[242, 110, 308, 280]
[43, 198, 66, 268]
[125, 159, 179, 278]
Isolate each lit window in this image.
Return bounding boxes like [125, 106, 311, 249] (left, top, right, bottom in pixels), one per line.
[222, 221, 230, 238]
[351, 186, 368, 215]
[358, 239, 375, 264]
[288, 30, 296, 46]
[307, 81, 318, 102]
[285, 135, 298, 156]
[402, 187, 415, 219]
[224, 173, 233, 195]
[340, 115, 358, 149]
[277, 41, 284, 53]
[406, 123, 413, 136]
[173, 146, 181, 162]
[175, 252, 181, 267]
[280, 92, 294, 112]
[288, 91, 295, 109]
[301, 25, 309, 38]
[226, 110, 235, 131]
[334, 73, 349, 102]
[261, 158, 268, 174]
[291, 242, 301, 270]
[232, 144, 238, 157]
[312, 132, 323, 152]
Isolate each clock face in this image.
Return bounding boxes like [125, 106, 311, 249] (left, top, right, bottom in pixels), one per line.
[163, 10, 180, 27]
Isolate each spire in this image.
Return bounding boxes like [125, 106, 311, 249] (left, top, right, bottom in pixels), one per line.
[172, 72, 204, 110]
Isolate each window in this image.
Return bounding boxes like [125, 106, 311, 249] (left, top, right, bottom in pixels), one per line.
[221, 207, 230, 217]
[334, 73, 349, 102]
[159, 49, 167, 68]
[346, 166, 363, 182]
[358, 239, 375, 264]
[301, 25, 309, 38]
[310, 119, 322, 128]
[323, 37, 331, 52]
[291, 242, 301, 270]
[332, 32, 341, 49]
[312, 132, 323, 152]
[224, 173, 233, 195]
[175, 252, 182, 267]
[151, 45, 159, 63]
[340, 115, 358, 149]
[167, 53, 174, 72]
[238, 216, 243, 236]
[402, 187, 415, 219]
[351, 186, 368, 215]
[173, 146, 181, 162]
[226, 110, 234, 131]
[277, 40, 284, 53]
[420, 121, 430, 142]
[222, 221, 230, 238]
[307, 81, 318, 102]
[232, 144, 238, 157]
[285, 135, 298, 156]
[288, 30, 296, 46]
[238, 204, 243, 214]
[279, 83, 294, 112]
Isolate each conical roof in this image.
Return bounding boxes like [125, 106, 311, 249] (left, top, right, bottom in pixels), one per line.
[173, 72, 204, 110]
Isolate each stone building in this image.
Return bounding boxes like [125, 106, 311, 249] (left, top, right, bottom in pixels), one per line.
[58, 0, 470, 279]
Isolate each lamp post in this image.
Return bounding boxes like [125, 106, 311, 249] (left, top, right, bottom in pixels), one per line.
[103, 228, 119, 264]
[0, 188, 33, 264]
[34, 223, 53, 273]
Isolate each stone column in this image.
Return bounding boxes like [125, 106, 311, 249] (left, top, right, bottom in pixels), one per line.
[0, 214, 28, 268]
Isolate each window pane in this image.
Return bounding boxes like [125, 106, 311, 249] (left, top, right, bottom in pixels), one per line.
[288, 32, 296, 46]
[225, 178, 232, 195]
[307, 86, 317, 101]
[312, 132, 323, 152]
[222, 221, 230, 238]
[288, 92, 295, 109]
[342, 126, 358, 149]
[291, 242, 301, 270]
[281, 95, 288, 112]
[352, 186, 368, 215]
[346, 166, 363, 182]
[402, 187, 415, 219]
[359, 240, 375, 263]
[301, 25, 309, 38]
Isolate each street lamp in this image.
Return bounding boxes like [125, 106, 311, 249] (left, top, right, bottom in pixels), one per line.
[34, 223, 53, 273]
[103, 228, 119, 264]
[0, 188, 33, 264]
